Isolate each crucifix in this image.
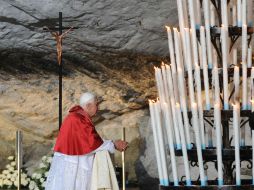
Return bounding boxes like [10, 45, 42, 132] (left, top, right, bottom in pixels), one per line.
[43, 12, 78, 130]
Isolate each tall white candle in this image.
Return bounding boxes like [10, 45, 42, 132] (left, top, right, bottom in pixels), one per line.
[237, 0, 242, 26]
[166, 27, 177, 72]
[162, 103, 179, 186]
[242, 0, 247, 26]
[203, 0, 213, 68]
[155, 67, 166, 103]
[233, 5, 237, 26]
[233, 102, 241, 186]
[192, 103, 207, 186]
[252, 130, 254, 185]
[221, 0, 228, 27]
[149, 101, 164, 186]
[175, 103, 192, 186]
[234, 66, 240, 102]
[247, 0, 253, 26]
[165, 65, 182, 149]
[188, 0, 199, 66]
[194, 65, 206, 148]
[248, 47, 252, 68]
[210, 4, 215, 26]
[184, 28, 196, 105]
[242, 25, 248, 63]
[195, 0, 201, 28]
[161, 64, 170, 104]
[200, 26, 211, 109]
[221, 25, 229, 109]
[154, 101, 170, 186]
[251, 67, 254, 111]
[214, 103, 223, 186]
[173, 29, 192, 148]
[242, 61, 248, 110]
[214, 66, 221, 105]
[176, 68, 192, 148]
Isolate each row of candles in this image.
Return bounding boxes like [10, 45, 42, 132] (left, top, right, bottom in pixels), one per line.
[176, 0, 253, 29]
[150, 64, 254, 186]
[149, 0, 254, 186]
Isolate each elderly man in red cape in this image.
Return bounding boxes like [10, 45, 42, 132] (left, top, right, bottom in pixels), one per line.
[45, 92, 128, 190]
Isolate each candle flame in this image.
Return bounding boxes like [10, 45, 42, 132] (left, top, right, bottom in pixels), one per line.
[250, 100, 254, 103]
[161, 61, 165, 66]
[165, 26, 170, 31]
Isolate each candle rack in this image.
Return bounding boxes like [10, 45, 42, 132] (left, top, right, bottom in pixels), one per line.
[160, 11, 254, 190]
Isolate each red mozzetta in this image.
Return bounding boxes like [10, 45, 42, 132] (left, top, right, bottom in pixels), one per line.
[54, 105, 103, 155]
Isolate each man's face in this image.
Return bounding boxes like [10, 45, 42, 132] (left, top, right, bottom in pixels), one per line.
[89, 100, 98, 117]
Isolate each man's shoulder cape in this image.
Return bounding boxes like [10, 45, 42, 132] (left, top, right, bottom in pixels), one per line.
[54, 105, 103, 155]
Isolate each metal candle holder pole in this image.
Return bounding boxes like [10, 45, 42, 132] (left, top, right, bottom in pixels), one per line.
[16, 130, 22, 190]
[122, 127, 126, 190]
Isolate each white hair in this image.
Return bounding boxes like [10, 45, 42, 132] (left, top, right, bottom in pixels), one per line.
[79, 92, 96, 107]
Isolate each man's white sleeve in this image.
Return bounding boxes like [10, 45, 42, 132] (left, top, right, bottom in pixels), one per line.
[92, 140, 115, 154]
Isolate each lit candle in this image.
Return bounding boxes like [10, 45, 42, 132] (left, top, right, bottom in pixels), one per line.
[188, 0, 199, 66]
[149, 100, 164, 186]
[175, 103, 192, 186]
[155, 67, 166, 103]
[252, 130, 254, 185]
[214, 103, 223, 186]
[154, 101, 170, 186]
[195, 0, 201, 28]
[233, 5, 237, 26]
[200, 26, 211, 109]
[221, 25, 229, 109]
[237, 0, 242, 26]
[161, 64, 170, 104]
[184, 28, 196, 105]
[176, 68, 192, 148]
[233, 102, 241, 186]
[165, 27, 177, 72]
[234, 66, 240, 102]
[194, 64, 206, 149]
[173, 29, 191, 147]
[248, 47, 252, 68]
[165, 65, 182, 149]
[221, 0, 228, 27]
[213, 50, 221, 105]
[247, 0, 253, 26]
[176, 0, 186, 34]
[251, 67, 254, 111]
[210, 4, 215, 26]
[191, 103, 207, 186]
[242, 61, 248, 110]
[242, 0, 247, 26]
[242, 25, 248, 63]
[162, 103, 179, 186]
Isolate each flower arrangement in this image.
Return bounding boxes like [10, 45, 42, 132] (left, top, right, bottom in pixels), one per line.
[0, 156, 32, 189]
[30, 155, 52, 190]
[0, 154, 53, 190]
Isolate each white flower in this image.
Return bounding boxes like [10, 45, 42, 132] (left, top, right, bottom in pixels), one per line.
[47, 156, 52, 163]
[42, 181, 46, 187]
[35, 173, 42, 179]
[45, 171, 49, 177]
[40, 177, 45, 183]
[14, 180, 18, 187]
[6, 164, 11, 169]
[21, 179, 28, 186]
[8, 156, 14, 161]
[29, 181, 36, 190]
[32, 173, 37, 179]
[39, 163, 46, 168]
[6, 174, 11, 179]
[11, 161, 16, 167]
[42, 156, 47, 162]
[0, 179, 3, 187]
[2, 170, 9, 175]
[9, 166, 14, 172]
[21, 173, 27, 178]
[10, 177, 15, 182]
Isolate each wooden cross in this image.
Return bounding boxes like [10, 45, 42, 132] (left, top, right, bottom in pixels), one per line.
[43, 12, 78, 130]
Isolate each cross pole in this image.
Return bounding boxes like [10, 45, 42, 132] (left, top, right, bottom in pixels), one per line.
[43, 12, 78, 130]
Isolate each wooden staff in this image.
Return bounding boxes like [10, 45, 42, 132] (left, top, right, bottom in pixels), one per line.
[122, 127, 126, 190]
